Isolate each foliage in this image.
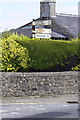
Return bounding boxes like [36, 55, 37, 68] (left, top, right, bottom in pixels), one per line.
[0, 30, 12, 39]
[0, 33, 30, 72]
[72, 64, 80, 71]
[16, 37, 79, 72]
[1, 32, 79, 72]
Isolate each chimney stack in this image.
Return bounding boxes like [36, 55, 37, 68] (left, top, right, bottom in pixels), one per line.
[40, 0, 56, 18]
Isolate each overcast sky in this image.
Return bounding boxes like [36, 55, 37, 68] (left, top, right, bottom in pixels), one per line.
[0, 0, 79, 32]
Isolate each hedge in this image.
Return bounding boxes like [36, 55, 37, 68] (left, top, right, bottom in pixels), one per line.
[16, 36, 79, 71]
[1, 33, 79, 72]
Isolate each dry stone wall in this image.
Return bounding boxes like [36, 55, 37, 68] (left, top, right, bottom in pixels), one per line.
[0, 72, 79, 97]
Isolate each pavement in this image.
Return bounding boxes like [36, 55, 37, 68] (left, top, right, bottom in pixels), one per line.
[1, 94, 79, 104]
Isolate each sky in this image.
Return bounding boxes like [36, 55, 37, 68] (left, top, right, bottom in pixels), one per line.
[0, 0, 79, 32]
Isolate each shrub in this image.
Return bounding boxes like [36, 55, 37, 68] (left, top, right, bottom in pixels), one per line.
[0, 33, 30, 72]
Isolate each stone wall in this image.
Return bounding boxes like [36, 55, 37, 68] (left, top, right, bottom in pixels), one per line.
[0, 72, 79, 97]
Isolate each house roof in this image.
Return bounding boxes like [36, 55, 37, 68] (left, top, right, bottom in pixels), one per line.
[55, 13, 78, 38]
[17, 13, 78, 39]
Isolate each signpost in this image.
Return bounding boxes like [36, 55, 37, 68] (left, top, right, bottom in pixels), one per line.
[32, 20, 51, 26]
[32, 19, 51, 39]
[35, 28, 51, 34]
[35, 33, 51, 39]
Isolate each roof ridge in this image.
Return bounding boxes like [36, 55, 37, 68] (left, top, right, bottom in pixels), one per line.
[56, 13, 78, 17]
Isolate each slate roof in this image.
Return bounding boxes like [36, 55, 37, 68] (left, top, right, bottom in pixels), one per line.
[13, 13, 78, 39]
[55, 13, 78, 38]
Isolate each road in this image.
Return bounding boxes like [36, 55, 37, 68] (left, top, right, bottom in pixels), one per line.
[0, 94, 79, 120]
[0, 102, 79, 120]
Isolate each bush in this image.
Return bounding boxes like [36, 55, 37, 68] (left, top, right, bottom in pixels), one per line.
[0, 33, 30, 72]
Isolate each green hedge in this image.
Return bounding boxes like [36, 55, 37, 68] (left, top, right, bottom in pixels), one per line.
[16, 36, 79, 71]
[0, 33, 79, 72]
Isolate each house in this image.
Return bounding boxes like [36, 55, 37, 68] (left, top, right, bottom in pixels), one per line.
[12, 0, 78, 40]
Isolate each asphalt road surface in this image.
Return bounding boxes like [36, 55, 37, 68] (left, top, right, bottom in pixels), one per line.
[0, 95, 80, 120]
[0, 102, 79, 119]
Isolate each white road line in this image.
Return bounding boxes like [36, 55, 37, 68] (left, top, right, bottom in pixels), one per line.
[2, 113, 7, 116]
[63, 105, 69, 107]
[16, 108, 20, 110]
[0, 110, 4, 113]
[0, 110, 8, 113]
[11, 112, 19, 115]
[40, 105, 44, 107]
[29, 106, 35, 109]
[36, 108, 45, 111]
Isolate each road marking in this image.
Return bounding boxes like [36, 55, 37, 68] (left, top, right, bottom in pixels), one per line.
[11, 112, 19, 115]
[63, 105, 69, 107]
[2, 113, 7, 116]
[0, 110, 4, 113]
[36, 108, 45, 111]
[1, 103, 37, 105]
[16, 108, 20, 110]
[40, 105, 44, 107]
[0, 110, 8, 113]
[29, 106, 35, 108]
[59, 104, 69, 107]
